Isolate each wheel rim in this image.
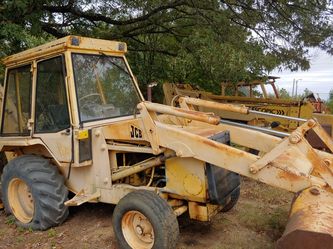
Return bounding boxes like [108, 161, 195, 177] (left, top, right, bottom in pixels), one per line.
[8, 178, 34, 223]
[121, 210, 154, 249]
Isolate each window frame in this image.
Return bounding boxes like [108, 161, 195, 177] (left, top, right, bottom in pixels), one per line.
[71, 52, 141, 124]
[34, 55, 71, 134]
[0, 63, 32, 136]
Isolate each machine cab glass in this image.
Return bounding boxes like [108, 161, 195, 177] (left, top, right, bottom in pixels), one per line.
[72, 53, 141, 123]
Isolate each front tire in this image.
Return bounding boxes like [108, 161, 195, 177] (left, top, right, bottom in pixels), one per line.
[113, 190, 179, 249]
[221, 187, 240, 212]
[1, 155, 68, 230]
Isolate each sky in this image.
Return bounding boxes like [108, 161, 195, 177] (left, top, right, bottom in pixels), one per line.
[271, 49, 333, 100]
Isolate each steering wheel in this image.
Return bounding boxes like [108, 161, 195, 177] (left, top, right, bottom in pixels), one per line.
[79, 93, 104, 119]
[79, 93, 102, 103]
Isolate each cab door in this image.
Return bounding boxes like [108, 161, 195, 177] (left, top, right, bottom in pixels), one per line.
[32, 56, 72, 163]
[1, 64, 32, 136]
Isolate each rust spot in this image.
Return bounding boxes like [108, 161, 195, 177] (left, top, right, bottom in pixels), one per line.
[202, 138, 219, 149]
[278, 170, 301, 181]
[277, 154, 291, 161]
[310, 188, 320, 196]
[200, 137, 246, 158]
[306, 127, 331, 151]
[306, 149, 323, 171]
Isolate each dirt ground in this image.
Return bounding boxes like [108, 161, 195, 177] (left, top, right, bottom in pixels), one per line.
[0, 178, 293, 249]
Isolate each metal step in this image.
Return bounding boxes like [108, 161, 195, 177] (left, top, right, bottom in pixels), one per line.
[65, 189, 100, 206]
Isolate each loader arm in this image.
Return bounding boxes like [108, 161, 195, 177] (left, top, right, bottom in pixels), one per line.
[138, 101, 333, 193]
[138, 100, 333, 248]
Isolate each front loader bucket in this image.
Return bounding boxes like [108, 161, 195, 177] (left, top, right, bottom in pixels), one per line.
[277, 188, 333, 249]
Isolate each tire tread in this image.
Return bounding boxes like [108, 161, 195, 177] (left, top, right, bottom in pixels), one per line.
[113, 190, 179, 249]
[1, 155, 68, 230]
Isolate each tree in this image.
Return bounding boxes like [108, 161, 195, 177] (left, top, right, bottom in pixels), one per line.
[299, 88, 313, 99]
[267, 87, 291, 99]
[278, 88, 291, 99]
[326, 89, 333, 113]
[1, 1, 332, 99]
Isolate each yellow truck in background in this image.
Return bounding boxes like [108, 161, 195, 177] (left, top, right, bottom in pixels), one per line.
[163, 80, 333, 149]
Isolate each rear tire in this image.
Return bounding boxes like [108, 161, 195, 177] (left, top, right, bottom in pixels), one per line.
[0, 152, 8, 174]
[113, 190, 179, 249]
[0, 152, 8, 203]
[221, 187, 240, 212]
[1, 155, 68, 230]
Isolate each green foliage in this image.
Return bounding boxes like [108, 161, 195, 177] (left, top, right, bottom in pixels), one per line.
[269, 87, 315, 100]
[47, 228, 57, 238]
[17, 226, 26, 233]
[326, 89, 333, 113]
[0, 22, 52, 84]
[5, 215, 15, 225]
[298, 88, 314, 99]
[237, 202, 288, 233]
[267, 87, 291, 99]
[1, 1, 332, 100]
[278, 88, 292, 99]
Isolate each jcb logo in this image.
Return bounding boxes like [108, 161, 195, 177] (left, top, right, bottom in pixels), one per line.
[130, 125, 142, 138]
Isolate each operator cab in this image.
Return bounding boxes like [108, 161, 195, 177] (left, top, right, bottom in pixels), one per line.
[1, 36, 143, 164]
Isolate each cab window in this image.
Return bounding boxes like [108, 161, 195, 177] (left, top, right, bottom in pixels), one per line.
[72, 53, 141, 122]
[35, 56, 70, 133]
[1, 65, 32, 135]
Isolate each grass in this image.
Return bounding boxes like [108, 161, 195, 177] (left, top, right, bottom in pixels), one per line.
[0, 228, 6, 237]
[17, 226, 25, 233]
[48, 228, 57, 238]
[236, 201, 288, 235]
[211, 179, 291, 249]
[267, 207, 289, 231]
[16, 236, 24, 243]
[241, 178, 292, 206]
[5, 215, 15, 225]
[237, 203, 268, 231]
[51, 240, 56, 248]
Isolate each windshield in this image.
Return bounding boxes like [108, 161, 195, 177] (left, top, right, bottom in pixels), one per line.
[72, 53, 141, 122]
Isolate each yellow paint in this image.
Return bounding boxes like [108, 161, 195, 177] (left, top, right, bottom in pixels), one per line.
[3, 36, 127, 67]
[184, 174, 203, 196]
[188, 202, 209, 221]
[163, 83, 324, 133]
[76, 130, 89, 140]
[188, 202, 221, 221]
[8, 178, 34, 223]
[165, 157, 206, 202]
[313, 113, 333, 136]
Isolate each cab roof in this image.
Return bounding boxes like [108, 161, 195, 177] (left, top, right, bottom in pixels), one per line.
[3, 36, 127, 67]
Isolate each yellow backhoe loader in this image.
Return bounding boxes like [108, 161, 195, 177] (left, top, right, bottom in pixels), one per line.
[1, 36, 333, 249]
[163, 81, 333, 136]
